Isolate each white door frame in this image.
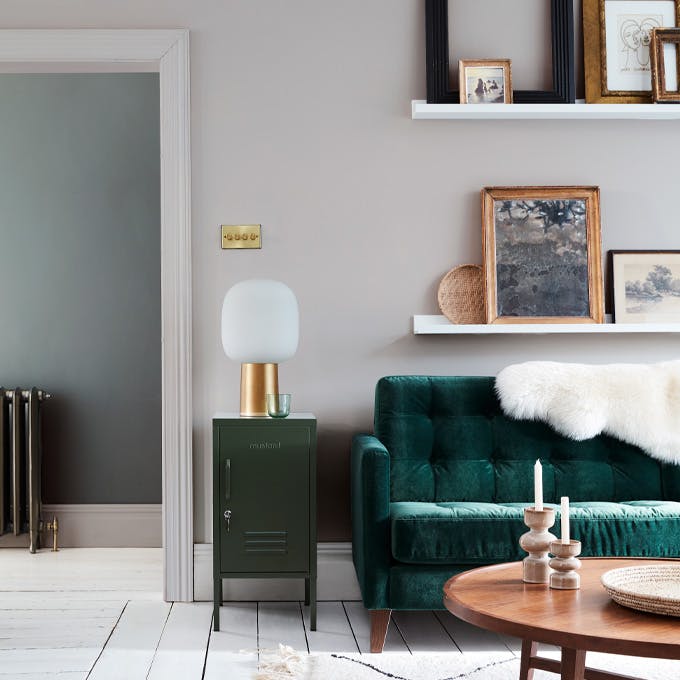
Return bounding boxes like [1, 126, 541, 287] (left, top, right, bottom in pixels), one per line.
[0, 30, 193, 601]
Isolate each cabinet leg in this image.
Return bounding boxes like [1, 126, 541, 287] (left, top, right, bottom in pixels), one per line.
[304, 577, 310, 606]
[213, 577, 221, 631]
[310, 576, 317, 631]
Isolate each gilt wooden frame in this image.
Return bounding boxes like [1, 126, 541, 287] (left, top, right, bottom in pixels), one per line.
[482, 186, 604, 325]
[651, 27, 680, 100]
[584, 0, 680, 102]
[459, 59, 513, 104]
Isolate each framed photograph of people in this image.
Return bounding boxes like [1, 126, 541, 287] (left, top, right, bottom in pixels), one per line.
[611, 251, 680, 323]
[482, 187, 604, 325]
[584, 0, 680, 102]
[459, 59, 512, 104]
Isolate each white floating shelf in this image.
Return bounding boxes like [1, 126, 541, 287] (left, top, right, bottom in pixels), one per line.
[414, 315, 680, 335]
[411, 100, 680, 120]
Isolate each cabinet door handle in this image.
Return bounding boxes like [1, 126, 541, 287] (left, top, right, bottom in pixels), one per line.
[224, 509, 232, 532]
[225, 458, 231, 501]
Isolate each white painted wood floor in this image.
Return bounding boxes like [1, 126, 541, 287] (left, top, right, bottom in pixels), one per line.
[0, 549, 520, 679]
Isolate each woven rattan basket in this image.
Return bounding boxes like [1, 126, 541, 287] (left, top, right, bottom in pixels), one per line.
[601, 565, 680, 617]
[437, 264, 485, 324]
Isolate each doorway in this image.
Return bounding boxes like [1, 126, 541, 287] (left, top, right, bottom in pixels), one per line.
[0, 31, 193, 602]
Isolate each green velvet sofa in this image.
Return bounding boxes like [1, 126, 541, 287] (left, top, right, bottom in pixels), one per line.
[351, 376, 680, 652]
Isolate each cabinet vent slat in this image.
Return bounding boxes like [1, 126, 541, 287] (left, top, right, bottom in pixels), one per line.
[244, 530, 288, 554]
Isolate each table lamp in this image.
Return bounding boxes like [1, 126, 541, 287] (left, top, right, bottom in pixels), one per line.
[221, 279, 299, 416]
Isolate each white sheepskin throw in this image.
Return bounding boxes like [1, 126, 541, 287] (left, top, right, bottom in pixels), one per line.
[495, 360, 680, 464]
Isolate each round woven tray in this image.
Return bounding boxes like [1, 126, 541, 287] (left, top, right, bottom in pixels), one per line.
[437, 265, 485, 324]
[601, 565, 680, 617]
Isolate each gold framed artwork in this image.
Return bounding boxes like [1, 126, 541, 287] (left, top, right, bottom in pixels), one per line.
[611, 250, 680, 323]
[651, 27, 680, 100]
[458, 59, 513, 104]
[584, 0, 680, 103]
[481, 187, 604, 325]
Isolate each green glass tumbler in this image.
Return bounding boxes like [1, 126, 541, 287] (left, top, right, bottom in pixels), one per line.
[266, 393, 291, 418]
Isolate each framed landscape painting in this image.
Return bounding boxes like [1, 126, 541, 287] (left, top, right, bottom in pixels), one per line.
[611, 250, 680, 322]
[482, 187, 604, 324]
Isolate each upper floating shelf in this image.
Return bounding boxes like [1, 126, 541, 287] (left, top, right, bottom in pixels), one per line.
[411, 100, 680, 120]
[413, 315, 680, 335]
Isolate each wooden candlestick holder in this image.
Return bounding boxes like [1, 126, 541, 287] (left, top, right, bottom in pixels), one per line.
[519, 507, 557, 584]
[549, 540, 582, 590]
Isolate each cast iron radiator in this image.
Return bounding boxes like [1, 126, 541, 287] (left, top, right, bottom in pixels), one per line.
[0, 388, 51, 552]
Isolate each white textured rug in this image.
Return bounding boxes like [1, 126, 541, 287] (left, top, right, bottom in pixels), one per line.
[255, 645, 680, 680]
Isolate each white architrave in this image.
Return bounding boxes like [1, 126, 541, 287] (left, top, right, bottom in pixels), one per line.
[0, 30, 193, 602]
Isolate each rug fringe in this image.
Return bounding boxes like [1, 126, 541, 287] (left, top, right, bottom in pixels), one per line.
[255, 644, 307, 680]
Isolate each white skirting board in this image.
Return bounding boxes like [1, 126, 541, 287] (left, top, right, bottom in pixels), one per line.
[41, 504, 162, 548]
[193, 542, 361, 602]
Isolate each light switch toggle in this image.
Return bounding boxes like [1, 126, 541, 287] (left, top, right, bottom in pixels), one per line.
[221, 225, 262, 249]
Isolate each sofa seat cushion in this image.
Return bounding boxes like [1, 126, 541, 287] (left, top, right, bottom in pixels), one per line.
[390, 500, 680, 565]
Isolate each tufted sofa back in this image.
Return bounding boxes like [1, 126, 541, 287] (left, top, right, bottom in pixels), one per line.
[374, 376, 679, 504]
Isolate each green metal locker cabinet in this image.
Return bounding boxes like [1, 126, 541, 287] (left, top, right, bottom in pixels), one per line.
[212, 414, 317, 631]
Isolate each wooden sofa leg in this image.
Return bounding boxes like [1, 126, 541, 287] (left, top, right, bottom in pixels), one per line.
[370, 609, 391, 653]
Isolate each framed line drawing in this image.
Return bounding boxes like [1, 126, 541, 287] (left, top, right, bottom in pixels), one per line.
[425, 0, 575, 104]
[584, 0, 680, 102]
[482, 187, 604, 325]
[610, 250, 680, 323]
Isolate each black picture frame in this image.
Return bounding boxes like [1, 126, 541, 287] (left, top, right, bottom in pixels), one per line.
[425, 0, 576, 104]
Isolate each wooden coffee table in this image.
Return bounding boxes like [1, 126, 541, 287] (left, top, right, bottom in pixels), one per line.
[444, 558, 680, 680]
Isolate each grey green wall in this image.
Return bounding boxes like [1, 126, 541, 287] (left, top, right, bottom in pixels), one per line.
[0, 74, 161, 504]
[1, 2, 678, 540]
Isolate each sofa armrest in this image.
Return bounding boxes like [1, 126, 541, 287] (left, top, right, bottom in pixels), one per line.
[351, 434, 391, 610]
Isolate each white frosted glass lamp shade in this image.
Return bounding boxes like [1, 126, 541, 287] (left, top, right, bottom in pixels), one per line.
[221, 279, 299, 363]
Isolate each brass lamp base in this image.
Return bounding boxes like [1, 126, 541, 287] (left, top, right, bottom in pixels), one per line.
[240, 363, 279, 416]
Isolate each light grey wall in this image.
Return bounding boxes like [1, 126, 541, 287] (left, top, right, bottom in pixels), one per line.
[2, 2, 677, 539]
[0, 74, 161, 504]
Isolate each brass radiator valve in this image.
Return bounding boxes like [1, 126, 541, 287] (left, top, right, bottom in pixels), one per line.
[40, 515, 59, 552]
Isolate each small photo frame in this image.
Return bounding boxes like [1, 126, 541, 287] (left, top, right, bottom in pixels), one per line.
[482, 187, 604, 325]
[611, 250, 680, 323]
[584, 0, 680, 103]
[459, 59, 512, 104]
[651, 27, 680, 100]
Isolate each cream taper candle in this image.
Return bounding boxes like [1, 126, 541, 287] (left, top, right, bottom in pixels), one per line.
[534, 460, 543, 511]
[561, 496, 570, 544]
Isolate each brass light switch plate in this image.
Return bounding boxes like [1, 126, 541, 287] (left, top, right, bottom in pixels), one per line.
[221, 224, 261, 249]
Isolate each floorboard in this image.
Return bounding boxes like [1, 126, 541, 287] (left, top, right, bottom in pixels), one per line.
[0, 549, 162, 592]
[498, 633, 522, 656]
[88, 601, 171, 680]
[204, 603, 258, 680]
[0, 649, 98, 676]
[146, 603, 212, 680]
[391, 611, 460, 654]
[258, 602, 308, 652]
[303, 601, 359, 653]
[257, 602, 309, 652]
[434, 611, 515, 656]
